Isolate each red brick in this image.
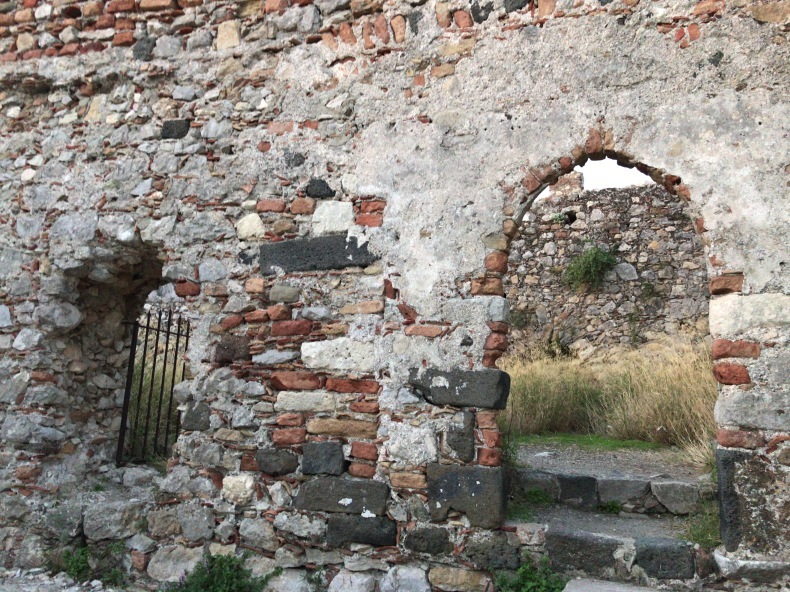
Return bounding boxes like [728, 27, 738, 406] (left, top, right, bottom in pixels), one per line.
[174, 280, 200, 297]
[397, 302, 417, 322]
[264, 0, 288, 13]
[276, 413, 304, 426]
[240, 454, 260, 471]
[482, 350, 503, 368]
[59, 43, 79, 55]
[267, 121, 294, 135]
[112, 31, 135, 46]
[338, 22, 356, 44]
[31, 371, 57, 383]
[140, 0, 174, 9]
[177, 0, 202, 6]
[83, 1, 105, 16]
[244, 310, 269, 323]
[454, 9, 473, 27]
[471, 277, 503, 296]
[481, 429, 502, 448]
[360, 200, 386, 213]
[356, 213, 383, 227]
[477, 411, 499, 429]
[349, 401, 380, 414]
[384, 279, 397, 300]
[271, 319, 312, 336]
[270, 371, 321, 390]
[717, 428, 764, 449]
[373, 13, 389, 43]
[220, 315, 243, 331]
[710, 273, 743, 295]
[584, 128, 603, 156]
[351, 441, 378, 460]
[487, 321, 509, 334]
[257, 199, 287, 213]
[478, 448, 502, 467]
[362, 21, 374, 49]
[484, 333, 508, 351]
[485, 251, 508, 273]
[349, 462, 376, 478]
[272, 428, 307, 445]
[290, 197, 315, 214]
[107, 0, 136, 11]
[712, 339, 761, 360]
[267, 304, 291, 321]
[114, 17, 134, 28]
[713, 363, 750, 385]
[326, 378, 379, 394]
[0, 52, 18, 62]
[404, 324, 444, 338]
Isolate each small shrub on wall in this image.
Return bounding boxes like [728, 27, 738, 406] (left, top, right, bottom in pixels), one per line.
[562, 245, 617, 290]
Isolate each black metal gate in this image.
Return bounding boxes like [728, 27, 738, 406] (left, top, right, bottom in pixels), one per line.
[116, 309, 191, 466]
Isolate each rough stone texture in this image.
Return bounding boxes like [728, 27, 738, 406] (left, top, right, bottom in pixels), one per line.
[545, 528, 621, 576]
[404, 526, 453, 555]
[295, 477, 389, 515]
[651, 480, 699, 515]
[326, 514, 397, 547]
[558, 474, 598, 510]
[147, 545, 203, 582]
[427, 464, 505, 528]
[634, 537, 695, 580]
[302, 441, 346, 475]
[409, 368, 510, 409]
[256, 448, 299, 475]
[507, 184, 708, 349]
[463, 532, 520, 570]
[83, 501, 145, 541]
[0, 0, 788, 577]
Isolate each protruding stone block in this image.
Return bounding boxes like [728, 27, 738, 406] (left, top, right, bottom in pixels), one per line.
[545, 528, 620, 575]
[635, 537, 695, 579]
[427, 464, 505, 528]
[294, 477, 388, 515]
[409, 368, 510, 409]
[327, 514, 396, 547]
[302, 441, 346, 475]
[259, 235, 377, 275]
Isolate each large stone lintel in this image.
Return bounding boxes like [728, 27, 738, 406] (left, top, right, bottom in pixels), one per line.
[408, 368, 510, 409]
[294, 477, 389, 515]
[259, 235, 377, 275]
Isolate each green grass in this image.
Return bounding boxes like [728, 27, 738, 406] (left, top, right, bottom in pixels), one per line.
[507, 488, 555, 521]
[515, 433, 663, 451]
[563, 245, 617, 291]
[685, 502, 721, 549]
[599, 501, 623, 514]
[496, 559, 567, 592]
[63, 548, 91, 582]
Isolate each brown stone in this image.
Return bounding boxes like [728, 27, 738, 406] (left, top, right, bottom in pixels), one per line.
[267, 304, 291, 321]
[435, 2, 452, 27]
[485, 251, 508, 273]
[306, 418, 378, 438]
[140, 0, 175, 10]
[478, 447, 502, 466]
[471, 277, 503, 296]
[338, 22, 356, 44]
[349, 462, 376, 478]
[713, 363, 751, 385]
[710, 273, 744, 295]
[373, 13, 390, 43]
[712, 339, 761, 360]
[339, 300, 384, 315]
[349, 401, 379, 414]
[584, 128, 603, 156]
[404, 324, 444, 338]
[431, 63, 455, 78]
[390, 472, 427, 489]
[537, 0, 556, 17]
[175, 280, 200, 297]
[326, 378, 379, 394]
[749, 1, 790, 23]
[290, 197, 316, 214]
[276, 413, 304, 426]
[483, 333, 509, 351]
[351, 0, 382, 15]
[454, 9, 473, 27]
[256, 199, 287, 213]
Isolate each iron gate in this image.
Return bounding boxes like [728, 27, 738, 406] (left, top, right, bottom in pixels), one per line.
[116, 309, 191, 466]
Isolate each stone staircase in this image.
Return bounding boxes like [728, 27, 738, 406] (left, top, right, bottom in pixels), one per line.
[506, 440, 719, 588]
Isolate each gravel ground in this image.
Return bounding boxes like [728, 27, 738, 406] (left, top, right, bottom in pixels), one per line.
[0, 569, 130, 592]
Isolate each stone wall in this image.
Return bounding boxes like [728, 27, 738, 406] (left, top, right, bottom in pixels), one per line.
[0, 0, 788, 586]
[506, 183, 709, 353]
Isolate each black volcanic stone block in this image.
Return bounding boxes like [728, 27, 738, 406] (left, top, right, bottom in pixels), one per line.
[635, 537, 695, 579]
[327, 514, 396, 547]
[294, 477, 388, 515]
[161, 119, 191, 139]
[408, 368, 510, 409]
[256, 449, 298, 476]
[259, 235, 377, 275]
[214, 335, 250, 364]
[302, 441, 345, 475]
[427, 464, 505, 529]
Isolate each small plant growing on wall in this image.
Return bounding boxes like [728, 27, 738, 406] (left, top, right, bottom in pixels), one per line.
[563, 245, 617, 290]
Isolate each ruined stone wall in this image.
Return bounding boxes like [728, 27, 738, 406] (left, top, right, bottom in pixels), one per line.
[506, 183, 709, 353]
[0, 0, 788, 586]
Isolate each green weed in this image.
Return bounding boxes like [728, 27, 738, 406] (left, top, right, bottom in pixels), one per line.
[685, 502, 721, 549]
[63, 547, 91, 582]
[495, 559, 567, 592]
[160, 554, 281, 592]
[599, 501, 623, 514]
[563, 245, 617, 291]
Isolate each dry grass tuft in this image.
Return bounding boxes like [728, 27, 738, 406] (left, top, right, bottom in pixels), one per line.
[500, 339, 718, 467]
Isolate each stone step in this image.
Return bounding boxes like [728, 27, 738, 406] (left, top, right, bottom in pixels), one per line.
[509, 505, 709, 583]
[509, 465, 716, 515]
[563, 579, 658, 591]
